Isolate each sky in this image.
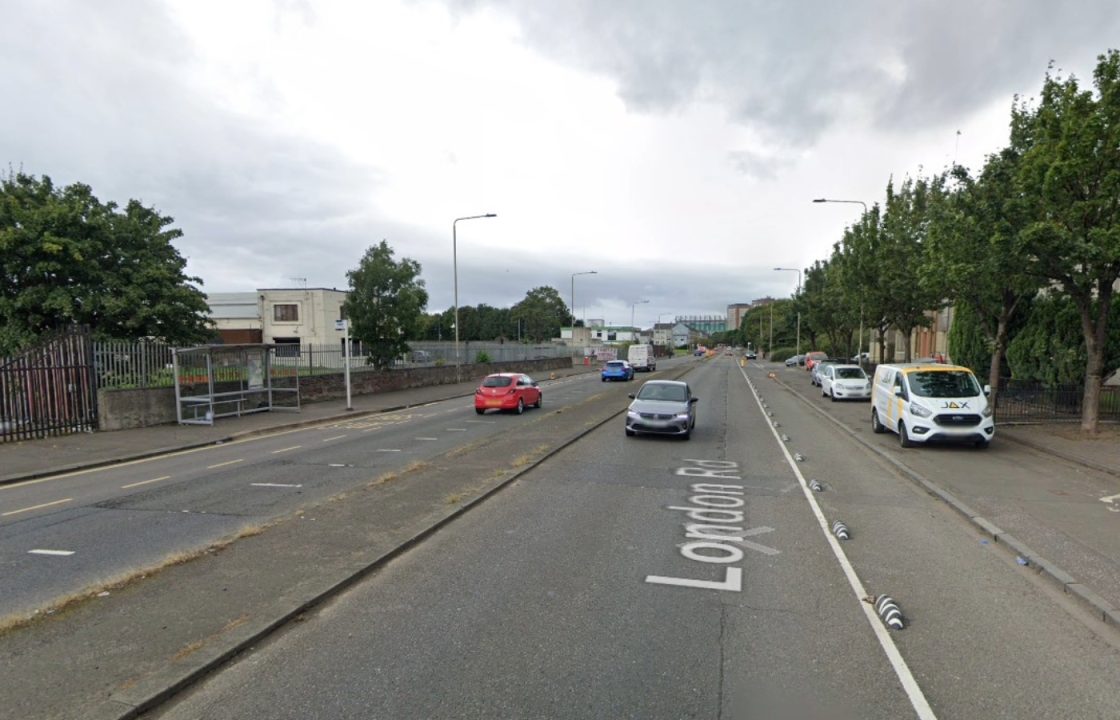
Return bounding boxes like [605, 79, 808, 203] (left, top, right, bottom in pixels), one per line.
[3, 0, 1119, 330]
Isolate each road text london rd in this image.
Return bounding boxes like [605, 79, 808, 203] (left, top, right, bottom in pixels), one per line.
[645, 459, 776, 593]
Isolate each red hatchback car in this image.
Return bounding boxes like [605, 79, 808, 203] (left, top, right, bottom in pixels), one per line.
[474, 373, 542, 414]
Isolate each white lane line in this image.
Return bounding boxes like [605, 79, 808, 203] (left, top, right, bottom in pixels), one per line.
[121, 475, 172, 489]
[415, 437, 438, 441]
[327, 463, 348, 468]
[1100, 493, 1120, 504]
[376, 449, 402, 453]
[29, 549, 75, 556]
[207, 459, 244, 469]
[250, 483, 303, 488]
[2, 498, 73, 516]
[271, 446, 302, 454]
[322, 435, 347, 442]
[446, 428, 467, 432]
[737, 364, 937, 720]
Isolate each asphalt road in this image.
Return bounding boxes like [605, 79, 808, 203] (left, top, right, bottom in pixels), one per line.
[0, 364, 673, 620]
[142, 357, 1120, 719]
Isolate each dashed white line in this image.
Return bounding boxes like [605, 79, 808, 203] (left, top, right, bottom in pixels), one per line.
[271, 446, 302, 454]
[208, 459, 244, 469]
[415, 437, 438, 441]
[322, 435, 347, 442]
[29, 549, 75, 556]
[376, 449, 402, 453]
[250, 482, 303, 488]
[121, 476, 171, 489]
[2, 498, 73, 516]
[446, 428, 467, 432]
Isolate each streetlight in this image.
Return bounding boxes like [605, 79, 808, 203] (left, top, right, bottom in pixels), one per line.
[774, 268, 802, 358]
[453, 213, 497, 382]
[570, 271, 597, 328]
[630, 299, 649, 336]
[813, 198, 868, 365]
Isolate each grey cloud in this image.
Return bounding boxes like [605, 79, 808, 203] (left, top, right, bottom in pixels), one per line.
[448, 0, 1120, 146]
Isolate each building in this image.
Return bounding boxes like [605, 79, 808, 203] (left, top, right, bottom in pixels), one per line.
[675, 315, 726, 335]
[726, 303, 754, 334]
[206, 288, 349, 348]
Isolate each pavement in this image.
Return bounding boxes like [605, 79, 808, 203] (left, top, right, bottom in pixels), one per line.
[2, 358, 1119, 720]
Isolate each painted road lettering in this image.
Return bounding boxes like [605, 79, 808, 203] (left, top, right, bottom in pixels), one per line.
[646, 459, 778, 592]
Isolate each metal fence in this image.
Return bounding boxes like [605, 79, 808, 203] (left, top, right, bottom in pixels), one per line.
[995, 378, 1120, 422]
[1, 326, 97, 442]
[93, 339, 576, 388]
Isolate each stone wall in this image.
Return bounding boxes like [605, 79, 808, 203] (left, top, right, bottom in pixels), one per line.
[97, 357, 574, 430]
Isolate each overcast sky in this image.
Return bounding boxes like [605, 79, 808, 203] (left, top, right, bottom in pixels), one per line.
[3, 1, 1118, 329]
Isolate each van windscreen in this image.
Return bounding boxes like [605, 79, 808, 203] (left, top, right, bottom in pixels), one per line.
[908, 371, 979, 398]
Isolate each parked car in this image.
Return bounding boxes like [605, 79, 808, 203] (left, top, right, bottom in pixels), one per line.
[810, 360, 834, 386]
[804, 351, 828, 372]
[474, 373, 542, 414]
[821, 364, 871, 401]
[745, 350, 757, 360]
[784, 354, 804, 367]
[870, 363, 994, 448]
[625, 380, 698, 439]
[601, 360, 635, 382]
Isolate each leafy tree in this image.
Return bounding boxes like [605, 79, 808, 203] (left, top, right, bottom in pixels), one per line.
[836, 206, 893, 362]
[344, 240, 428, 369]
[1006, 295, 1088, 385]
[1015, 51, 1120, 432]
[511, 286, 571, 342]
[0, 172, 212, 354]
[802, 256, 860, 357]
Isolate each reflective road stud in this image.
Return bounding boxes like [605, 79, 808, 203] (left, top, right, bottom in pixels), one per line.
[832, 520, 850, 540]
[809, 479, 823, 492]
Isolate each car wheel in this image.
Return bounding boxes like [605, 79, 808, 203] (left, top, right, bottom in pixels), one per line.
[899, 422, 914, 448]
[625, 428, 635, 437]
[475, 408, 485, 415]
[829, 390, 836, 402]
[871, 409, 885, 434]
[516, 398, 524, 415]
[682, 429, 691, 440]
[534, 393, 542, 409]
[601, 377, 606, 382]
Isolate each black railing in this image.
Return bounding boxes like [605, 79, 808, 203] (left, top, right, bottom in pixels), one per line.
[994, 378, 1120, 423]
[1, 326, 98, 442]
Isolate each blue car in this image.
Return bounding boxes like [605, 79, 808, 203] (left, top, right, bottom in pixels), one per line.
[601, 360, 635, 382]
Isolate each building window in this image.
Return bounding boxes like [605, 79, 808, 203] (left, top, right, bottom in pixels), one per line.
[273, 304, 299, 322]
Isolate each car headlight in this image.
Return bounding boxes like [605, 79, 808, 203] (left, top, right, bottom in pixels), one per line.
[981, 403, 993, 418]
[909, 403, 933, 418]
[627, 411, 641, 419]
[675, 412, 691, 420]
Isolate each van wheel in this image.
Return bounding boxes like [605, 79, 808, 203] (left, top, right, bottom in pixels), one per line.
[871, 410, 885, 434]
[899, 422, 914, 448]
[829, 390, 836, 402]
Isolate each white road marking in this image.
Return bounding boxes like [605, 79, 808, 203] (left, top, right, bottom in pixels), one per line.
[29, 549, 75, 556]
[1099, 493, 1120, 504]
[465, 420, 496, 424]
[327, 463, 348, 467]
[2, 498, 73, 516]
[271, 446, 302, 454]
[446, 428, 467, 432]
[250, 483, 303, 488]
[207, 459, 244, 469]
[737, 364, 938, 720]
[121, 476, 171, 489]
[376, 449, 402, 453]
[322, 435, 347, 442]
[740, 526, 781, 556]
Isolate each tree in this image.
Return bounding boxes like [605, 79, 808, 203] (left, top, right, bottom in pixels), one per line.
[0, 172, 212, 354]
[836, 206, 893, 362]
[511, 286, 571, 342]
[1015, 51, 1120, 432]
[924, 139, 1041, 404]
[344, 240, 428, 369]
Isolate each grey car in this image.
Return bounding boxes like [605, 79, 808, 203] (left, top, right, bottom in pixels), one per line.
[624, 380, 698, 439]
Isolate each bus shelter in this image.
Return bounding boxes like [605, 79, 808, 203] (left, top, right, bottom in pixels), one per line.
[173, 344, 300, 425]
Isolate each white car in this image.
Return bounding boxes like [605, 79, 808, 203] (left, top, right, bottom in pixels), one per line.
[821, 364, 871, 401]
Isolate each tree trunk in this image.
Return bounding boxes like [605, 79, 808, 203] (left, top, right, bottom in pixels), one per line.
[1075, 284, 1113, 434]
[987, 306, 1013, 409]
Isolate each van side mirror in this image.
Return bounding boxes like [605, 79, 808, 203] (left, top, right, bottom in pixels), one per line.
[893, 387, 904, 398]
[983, 384, 991, 396]
[627, 393, 635, 399]
[690, 397, 699, 404]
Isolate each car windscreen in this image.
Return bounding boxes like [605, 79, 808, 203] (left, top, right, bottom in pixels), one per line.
[835, 368, 866, 379]
[907, 371, 979, 398]
[481, 376, 513, 388]
[637, 384, 687, 402]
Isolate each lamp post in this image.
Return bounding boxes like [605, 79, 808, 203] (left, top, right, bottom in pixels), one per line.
[630, 299, 649, 337]
[570, 270, 597, 329]
[453, 213, 497, 382]
[813, 198, 868, 365]
[774, 268, 802, 358]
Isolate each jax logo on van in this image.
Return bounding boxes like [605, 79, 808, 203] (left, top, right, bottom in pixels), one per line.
[940, 401, 970, 409]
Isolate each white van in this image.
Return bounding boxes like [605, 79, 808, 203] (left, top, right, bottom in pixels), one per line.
[627, 344, 656, 372]
[870, 363, 995, 448]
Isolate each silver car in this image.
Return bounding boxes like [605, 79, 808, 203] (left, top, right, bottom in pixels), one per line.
[821, 364, 871, 401]
[625, 380, 698, 439]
